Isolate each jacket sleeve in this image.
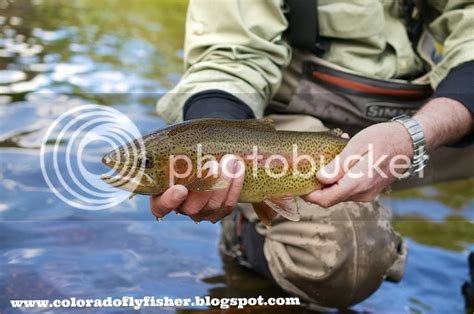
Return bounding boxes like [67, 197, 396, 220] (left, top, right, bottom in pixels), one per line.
[428, 0, 474, 89]
[156, 0, 291, 124]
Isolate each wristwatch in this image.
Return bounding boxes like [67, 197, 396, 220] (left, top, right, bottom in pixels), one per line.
[391, 114, 429, 179]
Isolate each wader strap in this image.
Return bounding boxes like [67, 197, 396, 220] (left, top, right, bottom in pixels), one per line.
[285, 0, 328, 55]
[412, 0, 439, 25]
[304, 61, 433, 100]
[403, 0, 439, 45]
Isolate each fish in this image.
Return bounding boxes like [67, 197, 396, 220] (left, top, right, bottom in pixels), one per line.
[101, 118, 347, 226]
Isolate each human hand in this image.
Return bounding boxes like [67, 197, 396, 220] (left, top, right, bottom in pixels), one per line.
[304, 122, 414, 207]
[150, 155, 245, 223]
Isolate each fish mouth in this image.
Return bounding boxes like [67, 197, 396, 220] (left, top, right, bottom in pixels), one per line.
[101, 172, 141, 190]
[100, 171, 157, 195]
[101, 147, 159, 195]
[100, 151, 158, 196]
[101, 150, 143, 192]
[101, 155, 115, 168]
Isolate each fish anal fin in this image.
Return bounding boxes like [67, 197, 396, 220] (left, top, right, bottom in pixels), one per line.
[185, 174, 229, 192]
[263, 196, 300, 222]
[252, 202, 278, 227]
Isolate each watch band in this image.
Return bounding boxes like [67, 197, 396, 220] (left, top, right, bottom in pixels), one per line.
[391, 114, 429, 178]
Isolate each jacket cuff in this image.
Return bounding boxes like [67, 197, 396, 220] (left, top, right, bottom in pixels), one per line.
[183, 90, 255, 120]
[434, 61, 474, 113]
[433, 61, 474, 147]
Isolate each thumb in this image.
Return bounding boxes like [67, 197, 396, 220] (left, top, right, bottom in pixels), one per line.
[318, 134, 368, 185]
[317, 155, 344, 185]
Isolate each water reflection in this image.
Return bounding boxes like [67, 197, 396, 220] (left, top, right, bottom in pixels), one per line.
[0, 69, 26, 84]
[0, 0, 472, 313]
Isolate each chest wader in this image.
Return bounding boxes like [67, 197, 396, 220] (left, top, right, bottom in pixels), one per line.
[218, 1, 472, 309]
[268, 0, 474, 188]
[276, 0, 438, 135]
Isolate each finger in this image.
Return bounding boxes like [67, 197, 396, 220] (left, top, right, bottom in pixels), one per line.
[316, 157, 343, 185]
[203, 158, 237, 212]
[304, 183, 349, 208]
[184, 156, 235, 221]
[222, 159, 245, 209]
[196, 158, 243, 223]
[179, 191, 213, 217]
[347, 179, 386, 203]
[307, 158, 369, 208]
[150, 185, 188, 218]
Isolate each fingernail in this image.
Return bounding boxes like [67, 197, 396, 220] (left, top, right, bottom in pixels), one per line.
[221, 157, 236, 177]
[172, 185, 187, 200]
[234, 160, 245, 177]
[236, 159, 243, 171]
[230, 158, 239, 174]
[316, 169, 326, 179]
[223, 155, 235, 171]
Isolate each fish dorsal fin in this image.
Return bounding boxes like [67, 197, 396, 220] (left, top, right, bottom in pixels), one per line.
[328, 128, 344, 137]
[262, 196, 300, 222]
[166, 118, 275, 136]
[244, 118, 275, 131]
[252, 202, 278, 227]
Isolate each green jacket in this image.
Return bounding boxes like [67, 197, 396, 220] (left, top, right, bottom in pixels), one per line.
[156, 0, 474, 123]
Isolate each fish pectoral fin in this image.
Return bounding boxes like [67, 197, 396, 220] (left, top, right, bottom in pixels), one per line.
[185, 174, 229, 192]
[263, 196, 300, 222]
[252, 202, 278, 227]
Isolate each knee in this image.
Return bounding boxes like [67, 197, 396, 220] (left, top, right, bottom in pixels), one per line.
[263, 201, 404, 308]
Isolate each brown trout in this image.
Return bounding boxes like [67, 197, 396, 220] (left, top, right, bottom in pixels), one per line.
[101, 119, 347, 226]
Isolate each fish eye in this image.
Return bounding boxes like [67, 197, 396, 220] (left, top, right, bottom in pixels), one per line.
[144, 157, 154, 168]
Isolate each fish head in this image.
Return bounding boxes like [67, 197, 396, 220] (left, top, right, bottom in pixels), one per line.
[100, 137, 165, 195]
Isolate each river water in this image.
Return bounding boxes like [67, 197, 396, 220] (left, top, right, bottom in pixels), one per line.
[0, 1, 473, 313]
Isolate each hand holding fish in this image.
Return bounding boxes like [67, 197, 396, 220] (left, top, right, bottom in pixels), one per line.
[150, 155, 245, 223]
[304, 122, 413, 207]
[305, 97, 474, 207]
[102, 99, 471, 226]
